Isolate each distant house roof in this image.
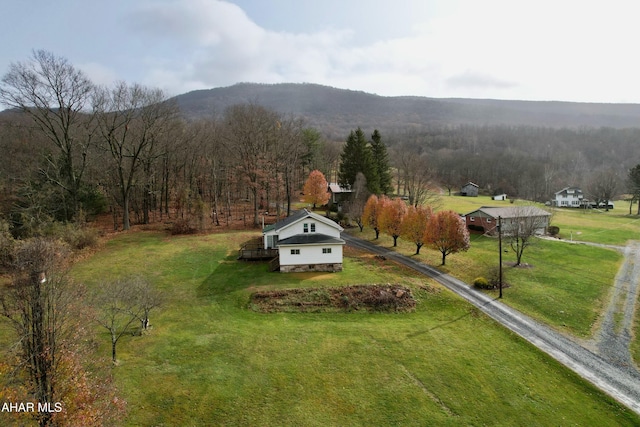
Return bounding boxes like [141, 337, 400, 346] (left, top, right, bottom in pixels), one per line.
[555, 186, 583, 195]
[328, 183, 352, 193]
[464, 206, 551, 219]
[277, 233, 345, 246]
[462, 181, 479, 188]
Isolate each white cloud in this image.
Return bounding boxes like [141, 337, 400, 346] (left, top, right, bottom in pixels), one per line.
[116, 0, 640, 102]
[78, 62, 120, 88]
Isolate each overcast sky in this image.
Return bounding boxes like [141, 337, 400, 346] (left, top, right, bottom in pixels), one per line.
[1, 0, 639, 103]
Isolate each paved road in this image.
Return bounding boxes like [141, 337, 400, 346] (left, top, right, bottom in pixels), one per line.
[343, 234, 640, 415]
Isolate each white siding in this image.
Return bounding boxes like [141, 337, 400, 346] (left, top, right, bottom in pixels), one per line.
[278, 244, 343, 266]
[278, 219, 340, 240]
[263, 230, 276, 248]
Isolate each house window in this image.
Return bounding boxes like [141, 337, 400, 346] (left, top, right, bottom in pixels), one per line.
[303, 223, 308, 233]
[290, 249, 300, 255]
[322, 248, 332, 254]
[310, 223, 316, 232]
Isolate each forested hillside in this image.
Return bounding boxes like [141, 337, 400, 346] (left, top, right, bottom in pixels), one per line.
[171, 83, 640, 205]
[2, 57, 640, 241]
[174, 82, 640, 137]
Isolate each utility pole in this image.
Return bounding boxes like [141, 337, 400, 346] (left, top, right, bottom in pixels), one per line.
[498, 216, 503, 299]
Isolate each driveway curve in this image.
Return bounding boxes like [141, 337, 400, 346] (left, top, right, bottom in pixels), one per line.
[343, 234, 640, 415]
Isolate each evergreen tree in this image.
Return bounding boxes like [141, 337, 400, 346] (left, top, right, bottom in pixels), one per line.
[338, 128, 379, 193]
[370, 129, 393, 194]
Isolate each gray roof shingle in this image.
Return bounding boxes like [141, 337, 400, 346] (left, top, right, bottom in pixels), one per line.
[465, 206, 551, 219]
[277, 233, 345, 245]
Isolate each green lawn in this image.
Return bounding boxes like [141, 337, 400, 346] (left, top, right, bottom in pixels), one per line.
[348, 224, 620, 338]
[62, 231, 638, 426]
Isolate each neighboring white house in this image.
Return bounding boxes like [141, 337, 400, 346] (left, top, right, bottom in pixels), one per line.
[263, 209, 345, 273]
[552, 187, 584, 207]
[492, 193, 508, 201]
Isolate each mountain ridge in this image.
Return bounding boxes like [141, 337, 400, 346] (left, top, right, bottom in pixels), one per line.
[172, 82, 640, 137]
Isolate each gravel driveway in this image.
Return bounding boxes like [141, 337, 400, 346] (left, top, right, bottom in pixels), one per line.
[343, 234, 640, 415]
[582, 241, 640, 369]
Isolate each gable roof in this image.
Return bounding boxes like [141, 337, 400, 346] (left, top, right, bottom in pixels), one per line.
[263, 209, 343, 233]
[554, 186, 583, 195]
[277, 233, 345, 246]
[462, 181, 479, 188]
[464, 206, 551, 219]
[328, 183, 352, 193]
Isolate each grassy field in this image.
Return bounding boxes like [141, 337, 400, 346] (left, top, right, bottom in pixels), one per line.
[348, 225, 621, 338]
[60, 230, 639, 426]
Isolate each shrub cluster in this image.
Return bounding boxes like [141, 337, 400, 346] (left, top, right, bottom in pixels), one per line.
[547, 225, 560, 236]
[171, 219, 196, 235]
[473, 277, 492, 289]
[42, 222, 99, 250]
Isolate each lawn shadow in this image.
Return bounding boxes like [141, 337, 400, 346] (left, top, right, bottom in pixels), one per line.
[196, 254, 327, 299]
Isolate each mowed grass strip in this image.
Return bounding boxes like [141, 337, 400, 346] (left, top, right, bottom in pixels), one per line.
[67, 231, 638, 426]
[349, 225, 620, 338]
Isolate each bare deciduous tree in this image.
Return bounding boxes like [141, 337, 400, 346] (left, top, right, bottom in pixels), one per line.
[395, 146, 440, 207]
[588, 170, 619, 212]
[345, 172, 369, 231]
[93, 82, 178, 230]
[0, 50, 95, 221]
[222, 104, 281, 227]
[0, 239, 73, 426]
[503, 206, 550, 266]
[93, 276, 160, 363]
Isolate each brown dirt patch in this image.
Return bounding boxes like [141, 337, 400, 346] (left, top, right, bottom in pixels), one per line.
[250, 284, 416, 313]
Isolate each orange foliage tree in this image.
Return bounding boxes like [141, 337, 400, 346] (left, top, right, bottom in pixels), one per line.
[401, 205, 433, 254]
[302, 170, 330, 209]
[427, 210, 470, 265]
[363, 194, 381, 239]
[379, 197, 407, 246]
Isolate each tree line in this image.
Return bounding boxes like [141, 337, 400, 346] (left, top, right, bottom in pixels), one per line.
[0, 51, 335, 235]
[3, 51, 640, 241]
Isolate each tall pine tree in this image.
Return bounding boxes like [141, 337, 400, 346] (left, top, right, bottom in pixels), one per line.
[338, 128, 379, 193]
[370, 129, 392, 194]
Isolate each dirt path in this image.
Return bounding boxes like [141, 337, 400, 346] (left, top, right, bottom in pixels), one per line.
[583, 241, 640, 369]
[343, 234, 640, 415]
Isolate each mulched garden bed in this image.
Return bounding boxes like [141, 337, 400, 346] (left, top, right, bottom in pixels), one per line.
[250, 284, 416, 313]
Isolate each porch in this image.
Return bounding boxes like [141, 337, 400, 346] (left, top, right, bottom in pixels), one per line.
[237, 240, 278, 261]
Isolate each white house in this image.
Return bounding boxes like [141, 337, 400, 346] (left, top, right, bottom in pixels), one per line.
[263, 209, 345, 273]
[552, 187, 584, 207]
[492, 193, 508, 201]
